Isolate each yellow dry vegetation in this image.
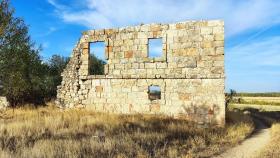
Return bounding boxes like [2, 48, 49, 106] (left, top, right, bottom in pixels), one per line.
[0, 103, 254, 158]
[239, 97, 280, 103]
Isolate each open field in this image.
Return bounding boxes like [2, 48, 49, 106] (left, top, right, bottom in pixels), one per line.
[232, 97, 280, 106]
[230, 96, 280, 111]
[0, 103, 253, 158]
[229, 104, 280, 112]
[236, 93, 280, 97]
[234, 96, 280, 103]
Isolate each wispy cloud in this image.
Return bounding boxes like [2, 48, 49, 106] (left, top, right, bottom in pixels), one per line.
[226, 36, 280, 92]
[47, 0, 67, 10]
[47, 0, 280, 36]
[35, 26, 58, 37]
[227, 36, 280, 67]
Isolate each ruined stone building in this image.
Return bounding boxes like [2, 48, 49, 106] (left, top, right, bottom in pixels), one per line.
[56, 20, 225, 126]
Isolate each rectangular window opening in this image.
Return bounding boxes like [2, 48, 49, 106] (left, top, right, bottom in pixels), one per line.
[89, 42, 107, 75]
[148, 85, 161, 100]
[148, 38, 162, 58]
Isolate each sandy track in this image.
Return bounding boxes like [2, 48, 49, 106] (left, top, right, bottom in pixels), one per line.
[214, 116, 270, 158]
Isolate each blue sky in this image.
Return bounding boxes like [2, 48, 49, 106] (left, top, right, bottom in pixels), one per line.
[11, 0, 280, 92]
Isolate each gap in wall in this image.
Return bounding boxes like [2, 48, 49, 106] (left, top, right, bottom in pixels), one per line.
[148, 38, 162, 58]
[89, 42, 107, 75]
[148, 85, 161, 100]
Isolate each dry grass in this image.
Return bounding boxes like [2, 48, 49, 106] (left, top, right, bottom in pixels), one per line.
[257, 123, 280, 158]
[0, 103, 254, 158]
[232, 97, 280, 106]
[240, 97, 280, 103]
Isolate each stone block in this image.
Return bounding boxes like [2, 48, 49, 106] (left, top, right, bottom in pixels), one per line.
[176, 23, 186, 29]
[150, 103, 160, 112]
[145, 63, 156, 69]
[95, 86, 103, 92]
[125, 51, 134, 58]
[200, 27, 212, 35]
[216, 47, 224, 55]
[213, 26, 224, 34]
[202, 41, 213, 48]
[179, 93, 191, 101]
[156, 63, 167, 69]
[214, 34, 224, 41]
[207, 20, 223, 27]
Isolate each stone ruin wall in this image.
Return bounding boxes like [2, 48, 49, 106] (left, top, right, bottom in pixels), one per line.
[56, 20, 225, 126]
[0, 96, 9, 109]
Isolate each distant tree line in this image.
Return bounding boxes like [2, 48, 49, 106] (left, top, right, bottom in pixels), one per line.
[225, 89, 280, 98]
[0, 0, 104, 106]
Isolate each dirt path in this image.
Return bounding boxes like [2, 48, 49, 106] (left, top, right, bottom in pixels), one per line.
[215, 116, 271, 158]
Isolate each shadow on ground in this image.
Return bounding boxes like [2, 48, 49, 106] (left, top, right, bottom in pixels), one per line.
[234, 108, 280, 129]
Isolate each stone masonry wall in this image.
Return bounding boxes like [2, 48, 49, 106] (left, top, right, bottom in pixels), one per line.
[56, 20, 225, 126]
[0, 96, 9, 109]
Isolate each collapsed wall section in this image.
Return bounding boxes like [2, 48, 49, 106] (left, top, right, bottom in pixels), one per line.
[56, 20, 225, 126]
